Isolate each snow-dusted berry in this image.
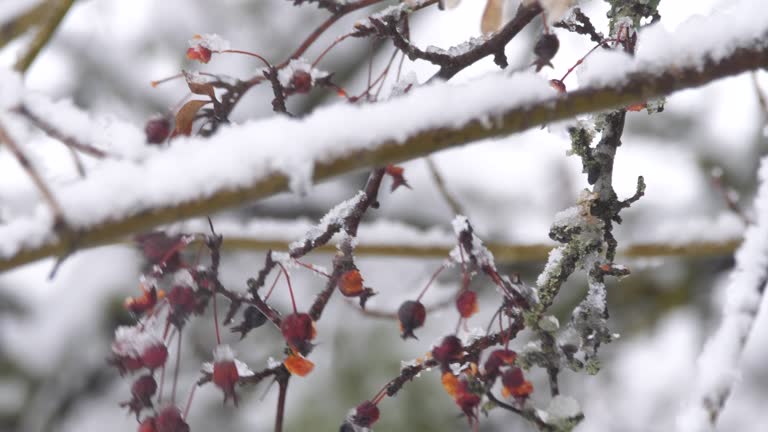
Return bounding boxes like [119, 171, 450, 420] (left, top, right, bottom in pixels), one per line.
[212, 344, 240, 406]
[141, 344, 169, 370]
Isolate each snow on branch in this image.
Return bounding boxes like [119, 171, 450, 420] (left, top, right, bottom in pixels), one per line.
[1, 2, 768, 272]
[676, 155, 768, 431]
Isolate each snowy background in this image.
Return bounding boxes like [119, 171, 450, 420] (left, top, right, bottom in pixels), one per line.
[1, 0, 767, 431]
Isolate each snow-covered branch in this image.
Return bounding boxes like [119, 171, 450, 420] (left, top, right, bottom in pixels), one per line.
[676, 156, 768, 430]
[1, 3, 767, 272]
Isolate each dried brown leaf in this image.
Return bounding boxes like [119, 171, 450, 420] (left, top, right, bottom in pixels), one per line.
[172, 99, 210, 137]
[183, 71, 217, 101]
[481, 0, 505, 35]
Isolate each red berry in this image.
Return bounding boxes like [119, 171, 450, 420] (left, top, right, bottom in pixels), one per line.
[213, 360, 239, 406]
[432, 335, 463, 368]
[338, 270, 364, 297]
[110, 355, 144, 375]
[167, 285, 197, 315]
[549, 79, 567, 93]
[353, 400, 380, 427]
[483, 349, 517, 378]
[455, 391, 481, 420]
[280, 313, 316, 355]
[156, 406, 189, 432]
[385, 164, 411, 192]
[141, 344, 168, 370]
[186, 46, 212, 63]
[145, 117, 171, 144]
[502, 367, 525, 389]
[397, 300, 426, 339]
[138, 417, 157, 432]
[132, 374, 158, 405]
[290, 70, 312, 93]
[455, 290, 479, 318]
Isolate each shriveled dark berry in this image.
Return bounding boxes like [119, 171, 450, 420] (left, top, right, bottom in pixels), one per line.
[533, 33, 560, 71]
[398, 300, 426, 340]
[145, 117, 171, 144]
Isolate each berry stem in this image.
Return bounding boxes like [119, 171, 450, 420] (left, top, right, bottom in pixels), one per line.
[150, 73, 183, 88]
[183, 384, 197, 419]
[559, 38, 618, 83]
[312, 33, 353, 68]
[294, 259, 331, 278]
[278, 263, 298, 314]
[264, 270, 283, 302]
[221, 49, 272, 69]
[371, 385, 388, 405]
[157, 361, 167, 404]
[212, 288, 222, 345]
[172, 327, 182, 403]
[416, 264, 446, 302]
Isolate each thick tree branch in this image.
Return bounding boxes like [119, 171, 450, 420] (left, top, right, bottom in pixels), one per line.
[15, 0, 76, 73]
[1, 37, 767, 272]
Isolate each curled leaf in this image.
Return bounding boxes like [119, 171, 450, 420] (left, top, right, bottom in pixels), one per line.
[173, 99, 210, 137]
[183, 71, 217, 102]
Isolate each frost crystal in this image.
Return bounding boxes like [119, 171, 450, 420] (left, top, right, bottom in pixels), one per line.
[202, 358, 255, 377]
[173, 269, 196, 288]
[425, 35, 489, 57]
[188, 33, 231, 52]
[289, 191, 365, 251]
[545, 395, 581, 421]
[213, 344, 236, 362]
[112, 321, 164, 357]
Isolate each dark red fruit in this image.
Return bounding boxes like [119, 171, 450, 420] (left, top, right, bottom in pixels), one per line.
[502, 367, 525, 389]
[167, 285, 197, 315]
[398, 300, 426, 339]
[432, 335, 463, 369]
[291, 70, 312, 93]
[132, 374, 158, 405]
[141, 344, 168, 370]
[484, 349, 517, 378]
[280, 313, 316, 355]
[455, 391, 481, 419]
[138, 417, 157, 432]
[145, 117, 171, 144]
[156, 406, 190, 432]
[533, 33, 560, 71]
[213, 360, 239, 406]
[110, 354, 144, 375]
[455, 290, 479, 318]
[353, 400, 380, 427]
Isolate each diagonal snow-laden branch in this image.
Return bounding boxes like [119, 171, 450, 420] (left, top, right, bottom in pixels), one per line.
[676, 156, 768, 431]
[1, 0, 768, 272]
